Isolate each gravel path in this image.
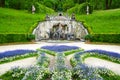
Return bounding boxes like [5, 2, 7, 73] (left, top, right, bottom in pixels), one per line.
[46, 54, 55, 70]
[84, 57, 120, 75]
[65, 54, 75, 69]
[0, 57, 36, 75]
[65, 56, 72, 69]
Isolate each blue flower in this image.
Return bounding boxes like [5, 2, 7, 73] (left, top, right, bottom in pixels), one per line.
[0, 49, 36, 59]
[41, 45, 79, 52]
[84, 49, 120, 58]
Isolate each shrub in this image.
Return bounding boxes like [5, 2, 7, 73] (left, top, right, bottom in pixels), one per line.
[91, 33, 120, 43]
[0, 67, 26, 80]
[8, 0, 25, 10]
[22, 66, 50, 80]
[84, 34, 93, 41]
[0, 34, 35, 43]
[72, 64, 103, 80]
[52, 53, 72, 80]
[36, 52, 50, 67]
[27, 34, 35, 41]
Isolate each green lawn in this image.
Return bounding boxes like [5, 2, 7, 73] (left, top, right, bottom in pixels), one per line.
[0, 8, 120, 34]
[76, 9, 120, 34]
[0, 8, 45, 34]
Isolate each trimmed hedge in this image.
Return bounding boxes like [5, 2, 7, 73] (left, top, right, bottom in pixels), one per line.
[0, 34, 35, 43]
[90, 34, 120, 43]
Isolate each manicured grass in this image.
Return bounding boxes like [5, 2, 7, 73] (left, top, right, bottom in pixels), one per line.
[76, 9, 120, 34]
[0, 8, 45, 34]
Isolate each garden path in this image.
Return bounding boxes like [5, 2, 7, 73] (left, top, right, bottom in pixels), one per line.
[65, 56, 72, 69]
[46, 54, 55, 70]
[0, 57, 36, 75]
[84, 57, 120, 75]
[65, 54, 75, 69]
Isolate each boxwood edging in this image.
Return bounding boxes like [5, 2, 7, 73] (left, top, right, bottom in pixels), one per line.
[0, 34, 35, 43]
[0, 53, 38, 64]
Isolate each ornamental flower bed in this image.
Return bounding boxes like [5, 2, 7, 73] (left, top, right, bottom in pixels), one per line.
[52, 53, 72, 80]
[85, 49, 120, 58]
[41, 45, 79, 52]
[72, 64, 103, 80]
[0, 49, 36, 59]
[22, 52, 50, 80]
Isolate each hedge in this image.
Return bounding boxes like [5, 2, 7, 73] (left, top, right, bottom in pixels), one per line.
[0, 34, 35, 43]
[90, 34, 120, 43]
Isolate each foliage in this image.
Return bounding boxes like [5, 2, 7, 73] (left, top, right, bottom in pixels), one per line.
[70, 50, 120, 80]
[38, 49, 56, 56]
[0, 67, 26, 80]
[0, 34, 35, 43]
[91, 33, 120, 43]
[8, 0, 25, 10]
[22, 51, 50, 80]
[36, 52, 50, 67]
[72, 64, 103, 80]
[67, 3, 93, 14]
[41, 45, 79, 52]
[97, 68, 120, 80]
[85, 49, 120, 58]
[84, 34, 93, 41]
[0, 52, 38, 64]
[0, 49, 36, 59]
[34, 2, 54, 13]
[22, 66, 50, 80]
[27, 34, 35, 41]
[52, 53, 72, 80]
[64, 49, 84, 56]
[71, 49, 120, 65]
[82, 53, 120, 64]
[89, 0, 120, 10]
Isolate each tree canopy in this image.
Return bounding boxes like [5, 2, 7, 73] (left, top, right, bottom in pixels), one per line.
[0, 0, 120, 12]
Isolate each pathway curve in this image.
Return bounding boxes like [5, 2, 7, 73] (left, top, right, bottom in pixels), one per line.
[0, 57, 36, 75]
[65, 54, 75, 69]
[84, 57, 120, 75]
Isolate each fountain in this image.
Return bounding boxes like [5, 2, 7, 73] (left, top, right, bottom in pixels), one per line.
[33, 13, 88, 41]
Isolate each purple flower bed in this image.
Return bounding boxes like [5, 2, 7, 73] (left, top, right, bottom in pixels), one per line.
[85, 49, 120, 58]
[41, 45, 79, 52]
[0, 49, 36, 59]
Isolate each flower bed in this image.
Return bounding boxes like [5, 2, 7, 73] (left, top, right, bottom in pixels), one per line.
[22, 52, 50, 80]
[41, 45, 79, 52]
[85, 49, 120, 58]
[70, 50, 120, 80]
[0, 49, 36, 59]
[52, 53, 72, 80]
[0, 52, 38, 64]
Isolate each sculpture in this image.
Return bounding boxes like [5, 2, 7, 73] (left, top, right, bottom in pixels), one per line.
[32, 5, 36, 14]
